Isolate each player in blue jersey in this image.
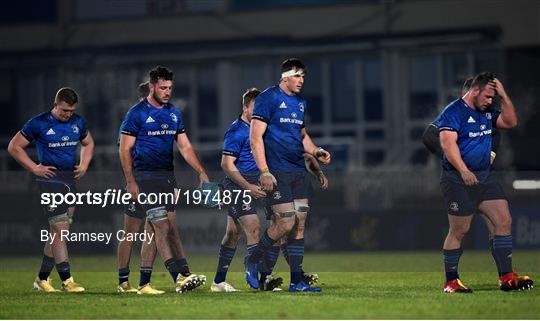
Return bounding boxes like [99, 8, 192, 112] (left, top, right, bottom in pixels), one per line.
[438, 72, 533, 293]
[247, 58, 331, 292]
[211, 88, 269, 292]
[116, 81, 160, 293]
[8, 87, 94, 293]
[119, 66, 208, 294]
[423, 77, 505, 274]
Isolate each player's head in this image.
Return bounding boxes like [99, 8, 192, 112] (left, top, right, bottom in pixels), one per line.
[241, 87, 260, 122]
[468, 72, 496, 112]
[461, 77, 473, 96]
[280, 58, 306, 94]
[137, 81, 150, 101]
[52, 87, 78, 122]
[149, 66, 174, 105]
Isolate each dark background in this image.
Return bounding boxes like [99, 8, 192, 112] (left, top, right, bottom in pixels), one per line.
[0, 0, 538, 254]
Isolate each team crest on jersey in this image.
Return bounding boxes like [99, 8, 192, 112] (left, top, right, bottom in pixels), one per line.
[170, 113, 178, 123]
[299, 103, 305, 112]
[242, 203, 252, 211]
[128, 203, 136, 213]
[161, 124, 169, 129]
[46, 128, 55, 135]
[279, 102, 287, 109]
[72, 125, 79, 134]
[273, 191, 282, 200]
[486, 112, 492, 120]
[61, 136, 70, 142]
[291, 112, 297, 118]
[450, 202, 459, 212]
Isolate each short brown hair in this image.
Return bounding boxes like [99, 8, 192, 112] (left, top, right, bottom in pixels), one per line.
[55, 87, 78, 105]
[242, 88, 260, 106]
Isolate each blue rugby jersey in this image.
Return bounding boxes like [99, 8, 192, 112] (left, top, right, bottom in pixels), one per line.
[20, 111, 88, 172]
[252, 85, 306, 172]
[119, 99, 185, 172]
[222, 116, 258, 174]
[433, 104, 500, 128]
[438, 99, 497, 180]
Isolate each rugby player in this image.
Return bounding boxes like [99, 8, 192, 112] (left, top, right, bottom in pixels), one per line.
[246, 58, 331, 292]
[116, 81, 158, 293]
[212, 89, 328, 292]
[119, 66, 208, 294]
[211, 88, 269, 292]
[437, 72, 533, 293]
[8, 87, 94, 293]
[423, 77, 503, 271]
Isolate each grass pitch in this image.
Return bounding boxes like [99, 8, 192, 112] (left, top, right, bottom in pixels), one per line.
[1, 251, 538, 319]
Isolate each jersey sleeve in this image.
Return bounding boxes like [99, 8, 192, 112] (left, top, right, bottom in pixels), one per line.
[20, 117, 40, 142]
[78, 117, 89, 141]
[222, 128, 241, 158]
[438, 107, 462, 133]
[492, 110, 501, 128]
[120, 108, 141, 136]
[175, 110, 186, 136]
[252, 92, 272, 123]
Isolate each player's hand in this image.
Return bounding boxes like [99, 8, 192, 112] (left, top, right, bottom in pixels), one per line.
[126, 181, 140, 200]
[259, 173, 276, 192]
[32, 164, 57, 179]
[314, 148, 331, 165]
[318, 172, 329, 190]
[247, 183, 267, 199]
[490, 78, 508, 99]
[460, 170, 479, 186]
[73, 164, 88, 180]
[198, 172, 210, 188]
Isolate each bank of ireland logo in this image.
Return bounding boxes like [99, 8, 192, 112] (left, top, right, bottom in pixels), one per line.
[273, 191, 282, 200]
[450, 202, 459, 212]
[61, 136, 70, 141]
[161, 123, 169, 129]
[480, 124, 486, 130]
[291, 112, 297, 118]
[72, 124, 79, 134]
[170, 113, 178, 123]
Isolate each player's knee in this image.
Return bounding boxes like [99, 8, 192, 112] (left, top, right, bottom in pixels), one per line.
[450, 225, 470, 239]
[246, 225, 261, 241]
[496, 215, 512, 232]
[223, 228, 240, 247]
[277, 214, 296, 233]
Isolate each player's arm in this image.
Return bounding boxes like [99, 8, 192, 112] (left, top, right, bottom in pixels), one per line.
[119, 134, 139, 199]
[7, 132, 57, 178]
[221, 155, 266, 199]
[250, 118, 275, 191]
[301, 128, 331, 165]
[422, 124, 444, 160]
[440, 130, 478, 186]
[303, 152, 328, 189]
[74, 131, 94, 180]
[175, 133, 209, 187]
[492, 79, 518, 129]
